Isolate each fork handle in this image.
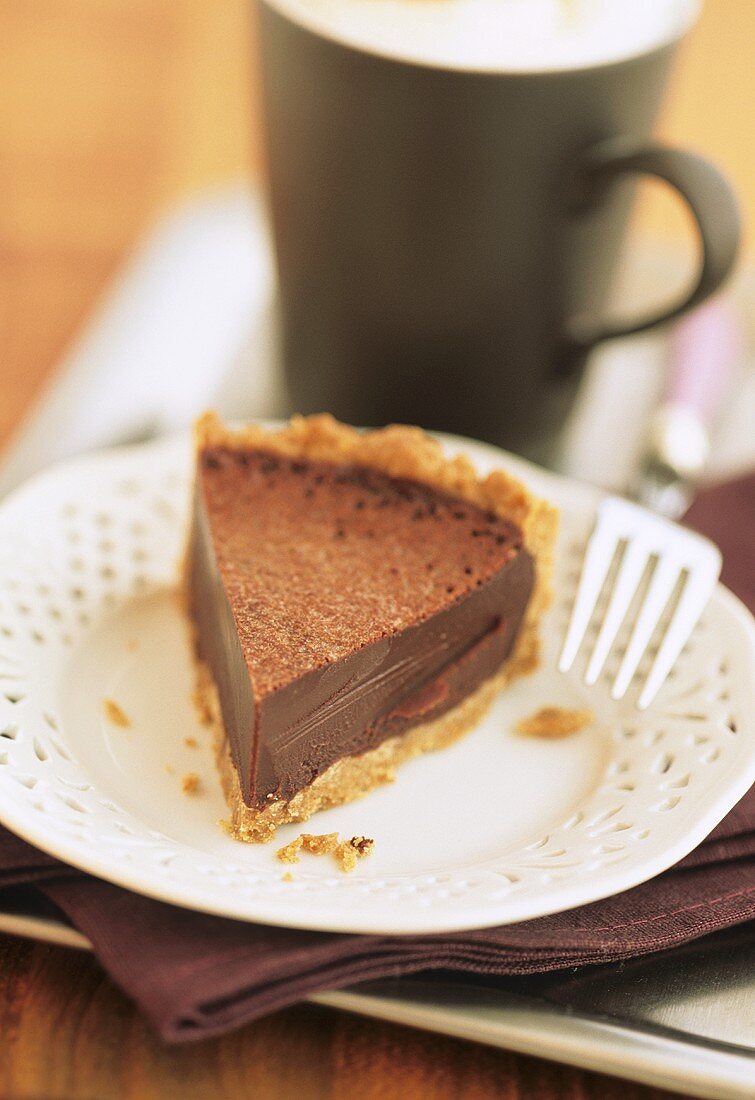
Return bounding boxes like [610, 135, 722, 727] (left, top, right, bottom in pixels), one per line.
[667, 298, 741, 427]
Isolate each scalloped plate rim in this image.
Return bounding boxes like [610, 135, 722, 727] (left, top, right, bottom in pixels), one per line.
[0, 433, 751, 934]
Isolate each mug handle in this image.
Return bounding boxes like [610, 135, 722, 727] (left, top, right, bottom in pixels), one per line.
[565, 136, 741, 351]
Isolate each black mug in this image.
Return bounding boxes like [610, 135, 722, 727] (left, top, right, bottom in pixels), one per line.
[257, 0, 740, 460]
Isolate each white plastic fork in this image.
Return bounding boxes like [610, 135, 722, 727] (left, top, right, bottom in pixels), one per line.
[559, 497, 722, 710]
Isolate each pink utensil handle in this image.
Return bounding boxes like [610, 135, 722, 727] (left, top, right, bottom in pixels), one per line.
[667, 298, 742, 426]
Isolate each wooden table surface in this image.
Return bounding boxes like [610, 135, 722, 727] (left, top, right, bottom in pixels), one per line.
[1, 1, 752, 1096]
[0, 937, 690, 1100]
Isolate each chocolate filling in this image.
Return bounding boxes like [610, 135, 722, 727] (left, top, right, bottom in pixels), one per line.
[188, 447, 535, 808]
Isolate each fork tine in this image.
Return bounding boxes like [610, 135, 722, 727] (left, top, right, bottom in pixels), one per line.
[559, 522, 618, 673]
[637, 549, 721, 709]
[611, 555, 680, 701]
[585, 539, 649, 686]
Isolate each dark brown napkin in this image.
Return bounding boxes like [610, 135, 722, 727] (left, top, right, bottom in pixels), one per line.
[684, 470, 755, 614]
[0, 474, 752, 1042]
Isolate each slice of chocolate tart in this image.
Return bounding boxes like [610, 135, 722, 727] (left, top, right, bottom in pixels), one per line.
[187, 413, 557, 842]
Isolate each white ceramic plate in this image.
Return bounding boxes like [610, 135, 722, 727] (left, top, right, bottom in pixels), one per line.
[0, 434, 752, 934]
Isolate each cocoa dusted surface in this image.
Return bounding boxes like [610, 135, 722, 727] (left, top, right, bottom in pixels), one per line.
[189, 447, 535, 807]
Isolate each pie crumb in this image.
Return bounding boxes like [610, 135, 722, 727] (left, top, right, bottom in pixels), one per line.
[184, 737, 198, 749]
[103, 698, 130, 728]
[335, 836, 375, 873]
[275, 838, 301, 864]
[182, 772, 201, 795]
[516, 706, 594, 739]
[192, 686, 213, 726]
[276, 832, 374, 872]
[276, 832, 339, 864]
[281, 872, 294, 883]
